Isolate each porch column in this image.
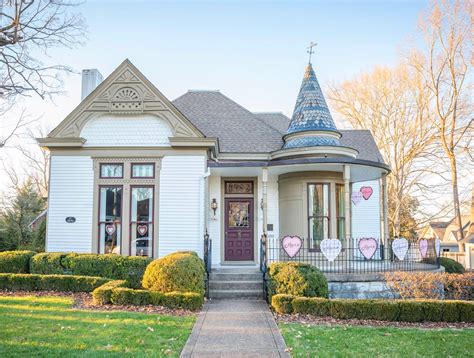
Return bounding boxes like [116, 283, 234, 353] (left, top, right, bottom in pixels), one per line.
[382, 173, 389, 246]
[262, 168, 268, 235]
[343, 165, 351, 248]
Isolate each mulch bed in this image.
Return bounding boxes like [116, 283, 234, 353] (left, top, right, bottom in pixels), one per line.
[0, 290, 197, 316]
[275, 313, 474, 329]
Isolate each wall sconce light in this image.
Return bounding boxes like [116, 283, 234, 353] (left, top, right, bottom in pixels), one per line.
[211, 198, 218, 216]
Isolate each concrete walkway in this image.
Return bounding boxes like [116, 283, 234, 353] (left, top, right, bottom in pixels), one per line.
[180, 300, 290, 358]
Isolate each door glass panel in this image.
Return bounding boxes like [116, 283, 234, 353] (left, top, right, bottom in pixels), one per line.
[99, 187, 122, 254]
[228, 202, 250, 228]
[131, 187, 153, 257]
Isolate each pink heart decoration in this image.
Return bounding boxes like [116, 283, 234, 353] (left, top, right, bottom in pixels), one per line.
[137, 225, 148, 236]
[360, 186, 373, 200]
[358, 238, 378, 260]
[419, 239, 429, 258]
[282, 235, 302, 258]
[105, 224, 116, 235]
[351, 191, 363, 206]
[320, 238, 342, 262]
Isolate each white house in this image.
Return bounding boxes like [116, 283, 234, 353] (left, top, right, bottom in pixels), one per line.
[39, 59, 393, 269]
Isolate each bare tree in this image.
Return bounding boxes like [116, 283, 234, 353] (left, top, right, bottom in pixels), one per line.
[329, 64, 443, 237]
[0, 0, 85, 146]
[413, 0, 472, 250]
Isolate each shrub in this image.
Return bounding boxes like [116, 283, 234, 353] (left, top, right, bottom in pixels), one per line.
[439, 257, 465, 274]
[384, 272, 473, 300]
[272, 294, 295, 314]
[0, 273, 109, 292]
[31, 253, 151, 288]
[92, 280, 127, 305]
[111, 288, 152, 306]
[329, 300, 399, 321]
[163, 292, 204, 310]
[30, 252, 69, 274]
[267, 262, 328, 301]
[142, 252, 205, 294]
[0, 250, 35, 273]
[292, 297, 331, 316]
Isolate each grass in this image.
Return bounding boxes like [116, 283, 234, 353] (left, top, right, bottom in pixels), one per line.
[0, 295, 196, 357]
[279, 322, 474, 358]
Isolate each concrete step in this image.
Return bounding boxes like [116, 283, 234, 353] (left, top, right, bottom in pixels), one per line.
[210, 272, 262, 281]
[210, 289, 263, 300]
[209, 280, 263, 290]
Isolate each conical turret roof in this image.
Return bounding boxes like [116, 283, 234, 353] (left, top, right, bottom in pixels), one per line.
[283, 63, 341, 149]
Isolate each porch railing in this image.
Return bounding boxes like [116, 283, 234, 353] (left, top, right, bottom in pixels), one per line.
[203, 231, 212, 299]
[266, 237, 440, 274]
[260, 234, 268, 300]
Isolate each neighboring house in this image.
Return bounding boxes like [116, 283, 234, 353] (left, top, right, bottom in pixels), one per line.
[37, 59, 391, 268]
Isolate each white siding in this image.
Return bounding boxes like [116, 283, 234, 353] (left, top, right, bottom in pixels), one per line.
[81, 114, 172, 147]
[208, 175, 222, 266]
[351, 180, 381, 256]
[47, 156, 94, 252]
[158, 156, 206, 257]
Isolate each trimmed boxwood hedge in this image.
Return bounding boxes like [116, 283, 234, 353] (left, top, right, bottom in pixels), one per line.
[271, 294, 474, 322]
[0, 251, 36, 273]
[92, 282, 203, 310]
[439, 257, 465, 274]
[267, 262, 328, 301]
[30, 253, 151, 288]
[0, 273, 110, 292]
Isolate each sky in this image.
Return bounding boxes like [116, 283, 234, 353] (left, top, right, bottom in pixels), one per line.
[1, 0, 432, 194]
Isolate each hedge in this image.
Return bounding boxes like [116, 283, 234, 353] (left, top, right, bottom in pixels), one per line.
[0, 251, 36, 274]
[267, 262, 328, 301]
[271, 294, 474, 323]
[30, 253, 151, 288]
[142, 251, 205, 294]
[0, 273, 110, 292]
[92, 282, 203, 310]
[439, 257, 465, 274]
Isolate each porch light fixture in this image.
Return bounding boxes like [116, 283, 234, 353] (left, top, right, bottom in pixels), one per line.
[211, 198, 218, 216]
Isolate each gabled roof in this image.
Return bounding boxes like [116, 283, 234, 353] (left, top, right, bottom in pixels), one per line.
[172, 91, 284, 153]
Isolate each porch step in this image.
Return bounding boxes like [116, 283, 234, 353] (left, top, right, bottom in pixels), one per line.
[210, 289, 263, 300]
[209, 272, 262, 281]
[209, 280, 263, 291]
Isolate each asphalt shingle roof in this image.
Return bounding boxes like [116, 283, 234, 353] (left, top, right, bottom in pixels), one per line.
[172, 90, 386, 164]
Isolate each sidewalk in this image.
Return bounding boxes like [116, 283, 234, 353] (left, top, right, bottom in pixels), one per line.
[180, 300, 290, 358]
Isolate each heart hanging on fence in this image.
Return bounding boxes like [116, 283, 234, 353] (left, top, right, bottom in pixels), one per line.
[392, 237, 409, 261]
[360, 186, 373, 200]
[435, 238, 441, 257]
[137, 225, 148, 236]
[419, 239, 429, 258]
[281, 235, 302, 258]
[358, 237, 378, 260]
[351, 191, 363, 206]
[320, 238, 342, 262]
[105, 224, 116, 235]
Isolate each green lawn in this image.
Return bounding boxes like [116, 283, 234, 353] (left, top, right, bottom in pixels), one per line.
[0, 295, 195, 357]
[279, 322, 474, 358]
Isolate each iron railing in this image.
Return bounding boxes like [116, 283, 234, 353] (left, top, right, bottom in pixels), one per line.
[266, 237, 440, 274]
[203, 231, 212, 299]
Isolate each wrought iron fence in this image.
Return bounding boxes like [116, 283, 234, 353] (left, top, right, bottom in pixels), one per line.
[266, 237, 439, 274]
[203, 231, 212, 299]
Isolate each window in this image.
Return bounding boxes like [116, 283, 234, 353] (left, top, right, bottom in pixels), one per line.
[99, 186, 122, 254]
[100, 164, 123, 178]
[130, 187, 154, 257]
[308, 183, 330, 249]
[131, 164, 154, 178]
[336, 184, 345, 239]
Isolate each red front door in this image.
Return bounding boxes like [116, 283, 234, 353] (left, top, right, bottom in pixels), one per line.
[224, 198, 254, 261]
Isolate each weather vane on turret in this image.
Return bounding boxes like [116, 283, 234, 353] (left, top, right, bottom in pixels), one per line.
[307, 41, 317, 64]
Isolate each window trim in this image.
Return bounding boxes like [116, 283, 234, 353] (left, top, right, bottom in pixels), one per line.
[131, 163, 155, 179]
[307, 182, 331, 252]
[99, 163, 124, 179]
[97, 184, 124, 255]
[129, 185, 155, 258]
